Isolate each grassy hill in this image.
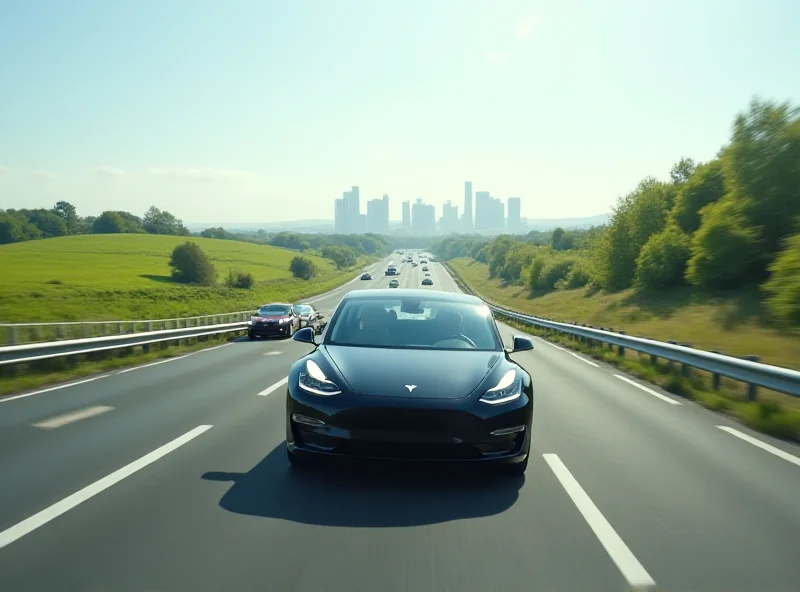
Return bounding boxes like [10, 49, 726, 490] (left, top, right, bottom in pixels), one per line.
[0, 234, 369, 322]
[448, 258, 800, 372]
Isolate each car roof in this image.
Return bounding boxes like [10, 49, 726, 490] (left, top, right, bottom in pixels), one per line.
[259, 302, 292, 307]
[342, 288, 481, 304]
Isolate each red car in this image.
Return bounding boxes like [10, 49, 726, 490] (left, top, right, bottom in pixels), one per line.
[248, 303, 301, 339]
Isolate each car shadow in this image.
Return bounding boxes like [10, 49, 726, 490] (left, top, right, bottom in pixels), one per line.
[202, 443, 524, 527]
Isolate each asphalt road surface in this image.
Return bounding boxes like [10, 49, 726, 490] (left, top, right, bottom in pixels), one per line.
[1, 255, 800, 591]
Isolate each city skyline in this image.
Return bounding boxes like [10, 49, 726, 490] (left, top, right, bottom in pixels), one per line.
[333, 182, 533, 235]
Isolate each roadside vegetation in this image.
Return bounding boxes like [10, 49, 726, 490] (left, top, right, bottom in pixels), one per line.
[436, 97, 800, 442]
[435, 98, 800, 370]
[0, 234, 375, 323]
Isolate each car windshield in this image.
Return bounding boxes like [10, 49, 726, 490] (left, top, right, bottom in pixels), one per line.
[295, 305, 313, 314]
[258, 305, 290, 316]
[325, 297, 501, 351]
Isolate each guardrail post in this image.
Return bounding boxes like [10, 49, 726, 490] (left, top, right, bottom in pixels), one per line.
[143, 322, 152, 353]
[710, 351, 722, 390]
[82, 324, 90, 338]
[617, 330, 625, 357]
[7, 327, 16, 345]
[667, 340, 677, 370]
[679, 343, 692, 376]
[744, 355, 760, 401]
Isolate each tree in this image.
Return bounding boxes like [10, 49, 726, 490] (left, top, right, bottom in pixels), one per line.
[686, 199, 761, 289]
[290, 256, 319, 280]
[320, 245, 357, 269]
[224, 269, 255, 289]
[722, 98, 800, 256]
[52, 201, 78, 233]
[169, 242, 217, 285]
[635, 224, 692, 289]
[670, 157, 697, 185]
[92, 211, 128, 234]
[763, 233, 800, 324]
[671, 159, 726, 233]
[143, 206, 188, 235]
[26, 209, 68, 237]
[0, 212, 41, 244]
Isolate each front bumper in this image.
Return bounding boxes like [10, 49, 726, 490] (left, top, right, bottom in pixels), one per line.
[286, 388, 532, 464]
[249, 323, 291, 337]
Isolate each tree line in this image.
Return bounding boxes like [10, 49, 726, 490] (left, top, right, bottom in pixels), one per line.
[434, 98, 800, 325]
[0, 203, 190, 243]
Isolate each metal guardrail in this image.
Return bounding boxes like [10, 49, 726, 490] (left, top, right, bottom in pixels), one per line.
[0, 311, 254, 346]
[440, 260, 800, 400]
[0, 322, 248, 366]
[488, 304, 800, 399]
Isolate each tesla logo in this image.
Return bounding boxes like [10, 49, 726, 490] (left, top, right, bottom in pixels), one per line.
[405, 385, 417, 392]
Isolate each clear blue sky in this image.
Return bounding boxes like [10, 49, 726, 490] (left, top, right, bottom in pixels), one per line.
[1, 0, 798, 224]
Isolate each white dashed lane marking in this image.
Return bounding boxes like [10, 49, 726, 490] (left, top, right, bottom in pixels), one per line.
[257, 377, 289, 396]
[33, 405, 114, 429]
[717, 426, 800, 468]
[0, 425, 213, 550]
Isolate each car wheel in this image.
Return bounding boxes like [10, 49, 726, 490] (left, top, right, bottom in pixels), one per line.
[248, 332, 255, 340]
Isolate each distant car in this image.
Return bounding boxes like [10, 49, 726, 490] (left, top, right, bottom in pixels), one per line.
[361, 273, 372, 280]
[249, 303, 300, 339]
[412, 263, 418, 267]
[425, 273, 430, 276]
[422, 278, 433, 286]
[294, 303, 326, 334]
[389, 279, 400, 288]
[422, 266, 429, 271]
[385, 266, 398, 276]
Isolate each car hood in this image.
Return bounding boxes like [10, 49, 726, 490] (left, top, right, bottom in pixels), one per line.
[252, 315, 289, 321]
[322, 346, 502, 399]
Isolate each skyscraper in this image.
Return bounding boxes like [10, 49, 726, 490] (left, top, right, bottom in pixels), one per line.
[401, 201, 411, 231]
[411, 198, 436, 235]
[474, 191, 491, 230]
[463, 181, 473, 231]
[334, 186, 365, 233]
[440, 200, 459, 234]
[366, 194, 390, 234]
[507, 197, 521, 232]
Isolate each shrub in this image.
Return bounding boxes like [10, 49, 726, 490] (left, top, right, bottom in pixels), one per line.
[290, 256, 319, 280]
[538, 259, 575, 292]
[635, 225, 692, 289]
[169, 242, 218, 285]
[225, 269, 255, 290]
[527, 258, 545, 292]
[686, 199, 761, 289]
[320, 245, 356, 269]
[562, 262, 591, 289]
[763, 233, 800, 324]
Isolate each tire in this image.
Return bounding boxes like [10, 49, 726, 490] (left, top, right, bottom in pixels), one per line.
[248, 332, 255, 340]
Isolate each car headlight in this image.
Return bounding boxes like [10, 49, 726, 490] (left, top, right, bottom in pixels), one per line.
[279, 317, 290, 324]
[298, 359, 342, 396]
[480, 369, 522, 405]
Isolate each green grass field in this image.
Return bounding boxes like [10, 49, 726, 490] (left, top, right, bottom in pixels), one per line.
[448, 258, 800, 372]
[0, 234, 372, 322]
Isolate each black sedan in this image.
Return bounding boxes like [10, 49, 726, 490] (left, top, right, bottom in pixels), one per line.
[294, 303, 326, 334]
[361, 273, 372, 280]
[422, 278, 433, 285]
[284, 289, 534, 475]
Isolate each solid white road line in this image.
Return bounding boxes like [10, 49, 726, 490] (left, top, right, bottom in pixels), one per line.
[33, 405, 114, 429]
[116, 354, 192, 374]
[257, 376, 289, 396]
[196, 343, 233, 353]
[263, 351, 282, 356]
[614, 374, 682, 406]
[717, 426, 800, 468]
[0, 376, 106, 404]
[566, 350, 600, 367]
[543, 453, 655, 589]
[0, 424, 213, 550]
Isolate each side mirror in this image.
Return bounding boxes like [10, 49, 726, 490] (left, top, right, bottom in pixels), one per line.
[293, 327, 316, 345]
[510, 336, 533, 353]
